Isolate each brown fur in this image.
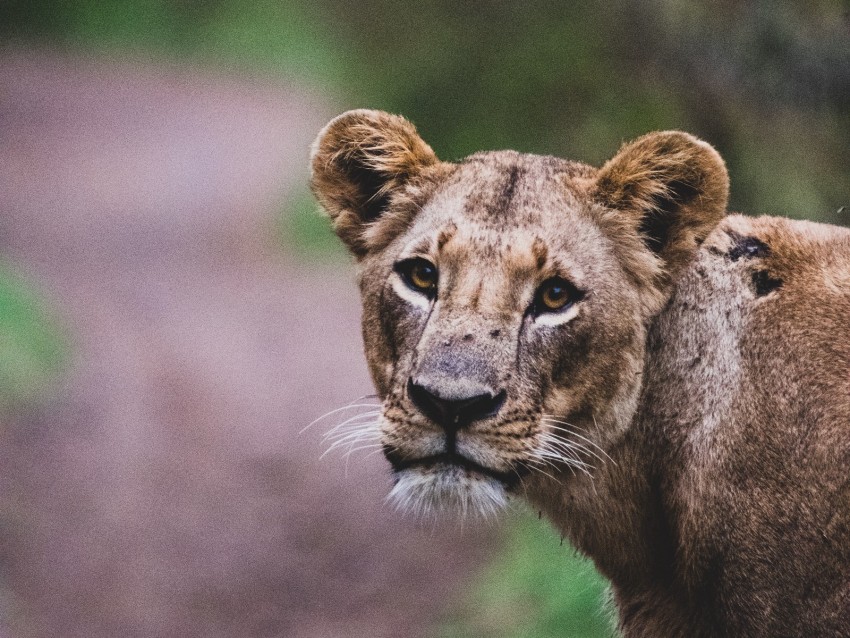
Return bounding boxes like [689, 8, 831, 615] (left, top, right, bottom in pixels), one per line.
[310, 110, 850, 636]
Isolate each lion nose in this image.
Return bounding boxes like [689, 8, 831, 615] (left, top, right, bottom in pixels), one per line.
[407, 377, 506, 432]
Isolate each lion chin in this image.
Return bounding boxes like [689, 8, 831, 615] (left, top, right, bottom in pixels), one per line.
[387, 466, 510, 519]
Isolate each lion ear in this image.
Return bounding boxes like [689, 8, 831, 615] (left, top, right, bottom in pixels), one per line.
[593, 131, 729, 281]
[310, 109, 439, 257]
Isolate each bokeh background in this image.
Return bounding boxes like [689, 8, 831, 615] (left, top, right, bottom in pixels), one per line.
[0, 2, 847, 637]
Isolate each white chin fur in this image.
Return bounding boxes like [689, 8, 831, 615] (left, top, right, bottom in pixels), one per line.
[386, 467, 509, 519]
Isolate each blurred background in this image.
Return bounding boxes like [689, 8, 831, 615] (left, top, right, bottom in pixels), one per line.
[0, 2, 847, 637]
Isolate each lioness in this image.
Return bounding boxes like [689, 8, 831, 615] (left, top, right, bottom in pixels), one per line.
[310, 109, 850, 637]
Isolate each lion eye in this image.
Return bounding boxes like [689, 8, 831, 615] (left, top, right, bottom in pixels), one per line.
[396, 258, 438, 296]
[533, 277, 584, 314]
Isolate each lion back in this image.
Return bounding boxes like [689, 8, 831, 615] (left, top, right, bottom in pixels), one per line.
[641, 213, 850, 636]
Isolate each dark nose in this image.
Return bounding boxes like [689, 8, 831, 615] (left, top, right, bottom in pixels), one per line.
[407, 378, 506, 432]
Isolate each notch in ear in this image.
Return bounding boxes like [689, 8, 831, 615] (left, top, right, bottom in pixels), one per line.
[310, 109, 440, 257]
[593, 131, 729, 284]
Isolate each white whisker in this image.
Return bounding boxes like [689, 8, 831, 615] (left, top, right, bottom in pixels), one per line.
[325, 418, 381, 437]
[341, 443, 383, 459]
[533, 449, 593, 478]
[300, 400, 381, 434]
[540, 417, 615, 464]
[535, 443, 593, 468]
[525, 458, 565, 483]
[323, 435, 380, 454]
[538, 436, 600, 469]
[322, 410, 382, 437]
[321, 430, 381, 456]
[592, 414, 603, 435]
[532, 430, 597, 479]
[323, 416, 379, 433]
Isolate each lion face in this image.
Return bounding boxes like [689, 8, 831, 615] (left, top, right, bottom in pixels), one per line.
[311, 110, 728, 516]
[356, 155, 650, 516]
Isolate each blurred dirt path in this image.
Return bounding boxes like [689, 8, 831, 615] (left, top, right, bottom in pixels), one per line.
[0, 48, 493, 638]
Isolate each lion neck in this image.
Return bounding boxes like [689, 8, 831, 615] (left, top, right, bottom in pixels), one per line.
[526, 243, 753, 635]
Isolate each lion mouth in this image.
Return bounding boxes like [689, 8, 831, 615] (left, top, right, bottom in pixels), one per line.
[384, 448, 524, 488]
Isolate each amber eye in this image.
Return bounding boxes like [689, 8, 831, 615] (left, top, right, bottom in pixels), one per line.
[396, 258, 438, 296]
[533, 277, 584, 314]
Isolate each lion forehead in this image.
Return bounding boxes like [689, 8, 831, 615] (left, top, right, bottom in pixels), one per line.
[419, 150, 595, 227]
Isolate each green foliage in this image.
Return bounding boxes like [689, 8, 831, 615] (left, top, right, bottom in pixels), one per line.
[438, 511, 614, 638]
[279, 191, 346, 261]
[318, 0, 849, 223]
[1, 0, 349, 87]
[0, 264, 66, 411]
[318, 2, 688, 162]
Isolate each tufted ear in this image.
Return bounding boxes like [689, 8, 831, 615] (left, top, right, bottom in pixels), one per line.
[593, 131, 729, 284]
[310, 109, 440, 258]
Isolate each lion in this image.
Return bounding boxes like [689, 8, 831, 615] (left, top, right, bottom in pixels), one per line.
[309, 109, 850, 637]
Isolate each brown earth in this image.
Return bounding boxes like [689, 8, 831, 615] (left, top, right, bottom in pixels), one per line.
[0, 48, 494, 638]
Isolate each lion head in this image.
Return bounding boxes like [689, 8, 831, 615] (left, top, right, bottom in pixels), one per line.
[310, 110, 728, 517]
